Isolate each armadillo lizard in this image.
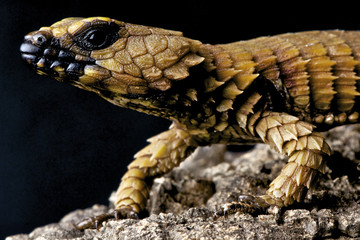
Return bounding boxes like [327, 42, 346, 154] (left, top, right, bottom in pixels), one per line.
[20, 17, 359, 229]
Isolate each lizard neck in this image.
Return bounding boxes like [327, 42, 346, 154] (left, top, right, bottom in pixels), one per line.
[104, 42, 267, 146]
[105, 60, 211, 121]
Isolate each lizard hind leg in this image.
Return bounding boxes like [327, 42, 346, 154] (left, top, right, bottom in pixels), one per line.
[75, 126, 197, 230]
[214, 112, 331, 219]
[257, 112, 331, 207]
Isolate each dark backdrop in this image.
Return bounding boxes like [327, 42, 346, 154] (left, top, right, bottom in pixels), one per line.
[1, 0, 359, 238]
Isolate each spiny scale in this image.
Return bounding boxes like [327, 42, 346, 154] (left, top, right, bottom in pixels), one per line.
[211, 30, 360, 127]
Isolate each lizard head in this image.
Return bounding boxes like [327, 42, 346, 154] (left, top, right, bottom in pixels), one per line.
[20, 17, 205, 112]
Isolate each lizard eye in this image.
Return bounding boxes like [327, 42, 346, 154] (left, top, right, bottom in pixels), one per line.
[77, 24, 119, 51]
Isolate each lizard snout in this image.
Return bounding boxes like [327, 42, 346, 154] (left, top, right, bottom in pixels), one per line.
[20, 30, 94, 80]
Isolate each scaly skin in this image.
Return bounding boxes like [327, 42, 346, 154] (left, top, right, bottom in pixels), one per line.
[20, 17, 360, 229]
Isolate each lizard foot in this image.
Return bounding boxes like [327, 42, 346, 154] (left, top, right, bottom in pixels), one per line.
[75, 207, 139, 231]
[213, 195, 279, 220]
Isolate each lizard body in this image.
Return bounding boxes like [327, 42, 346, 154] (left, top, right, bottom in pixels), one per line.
[20, 17, 359, 229]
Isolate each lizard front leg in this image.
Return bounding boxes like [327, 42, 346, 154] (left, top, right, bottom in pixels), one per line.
[215, 112, 331, 218]
[76, 125, 197, 230]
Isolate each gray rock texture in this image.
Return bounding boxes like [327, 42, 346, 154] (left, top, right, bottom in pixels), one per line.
[7, 125, 360, 240]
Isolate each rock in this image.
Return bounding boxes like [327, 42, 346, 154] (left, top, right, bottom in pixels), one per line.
[6, 125, 360, 240]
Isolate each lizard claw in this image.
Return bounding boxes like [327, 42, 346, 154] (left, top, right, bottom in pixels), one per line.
[75, 208, 139, 231]
[213, 194, 273, 220]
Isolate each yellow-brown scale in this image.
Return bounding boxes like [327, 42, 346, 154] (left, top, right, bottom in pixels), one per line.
[20, 17, 360, 229]
[115, 126, 197, 216]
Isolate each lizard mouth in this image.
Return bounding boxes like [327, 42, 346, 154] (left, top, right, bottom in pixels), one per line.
[20, 31, 95, 81]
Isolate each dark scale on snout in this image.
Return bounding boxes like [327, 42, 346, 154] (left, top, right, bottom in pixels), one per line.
[21, 17, 360, 230]
[20, 30, 92, 80]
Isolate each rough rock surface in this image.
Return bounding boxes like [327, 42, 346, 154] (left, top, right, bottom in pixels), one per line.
[7, 125, 360, 240]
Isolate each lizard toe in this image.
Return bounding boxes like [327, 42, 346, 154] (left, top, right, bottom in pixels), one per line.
[213, 194, 273, 220]
[75, 208, 140, 231]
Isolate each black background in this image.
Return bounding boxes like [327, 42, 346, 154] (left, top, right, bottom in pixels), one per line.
[1, 0, 359, 238]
